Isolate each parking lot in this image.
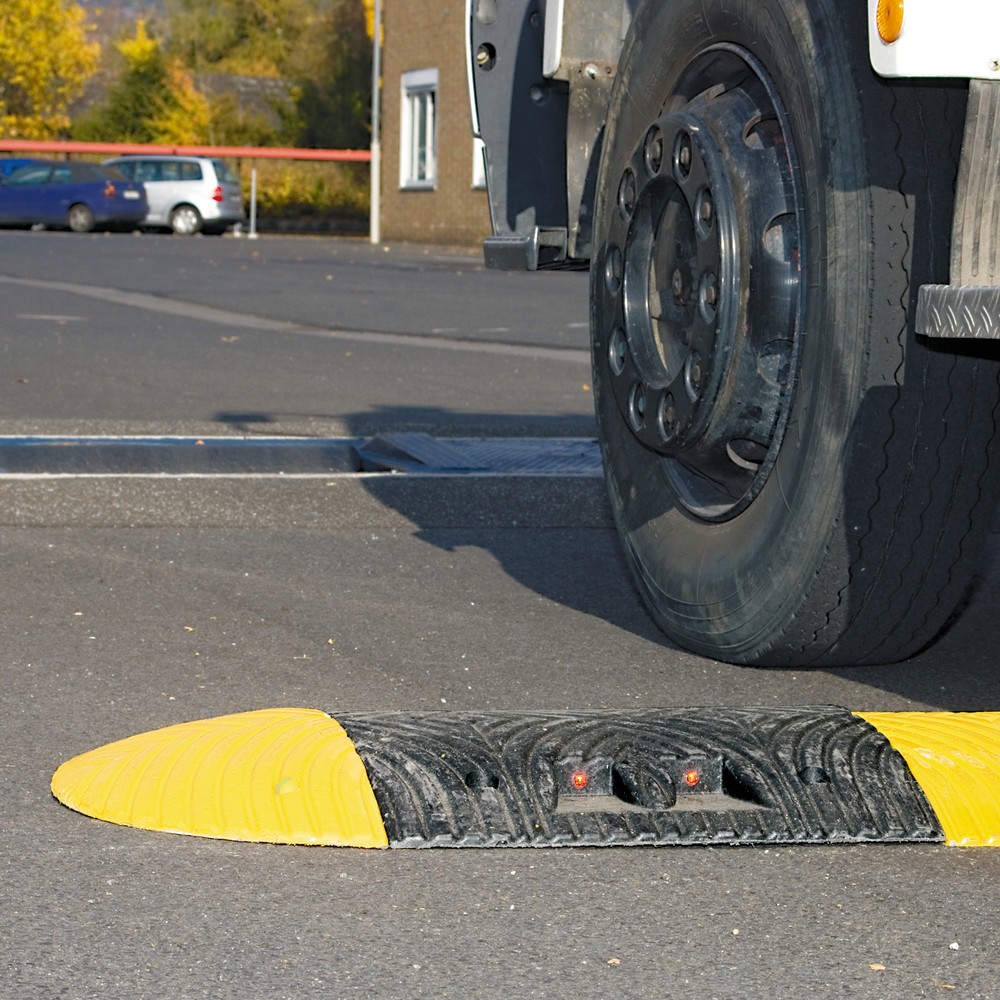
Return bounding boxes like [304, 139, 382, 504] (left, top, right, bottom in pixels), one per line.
[1, 230, 998, 998]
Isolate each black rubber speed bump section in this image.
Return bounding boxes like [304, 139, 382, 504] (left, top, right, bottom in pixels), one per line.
[52, 708, 1000, 847]
[337, 708, 942, 847]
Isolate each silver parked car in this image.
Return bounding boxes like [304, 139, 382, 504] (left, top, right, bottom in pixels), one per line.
[103, 155, 245, 235]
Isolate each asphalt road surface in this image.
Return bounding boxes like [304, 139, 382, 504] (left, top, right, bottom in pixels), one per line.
[1, 230, 998, 999]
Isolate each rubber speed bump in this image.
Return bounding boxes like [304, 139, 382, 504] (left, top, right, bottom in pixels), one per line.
[51, 707, 1000, 847]
[857, 712, 1000, 847]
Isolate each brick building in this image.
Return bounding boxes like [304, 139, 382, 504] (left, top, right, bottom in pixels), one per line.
[379, 0, 492, 245]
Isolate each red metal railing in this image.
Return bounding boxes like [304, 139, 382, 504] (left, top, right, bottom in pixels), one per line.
[0, 139, 370, 162]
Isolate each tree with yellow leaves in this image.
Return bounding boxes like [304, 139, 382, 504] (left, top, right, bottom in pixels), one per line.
[73, 20, 211, 144]
[164, 0, 371, 147]
[0, 0, 99, 138]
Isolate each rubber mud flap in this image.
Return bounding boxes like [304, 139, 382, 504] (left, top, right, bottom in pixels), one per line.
[339, 708, 943, 847]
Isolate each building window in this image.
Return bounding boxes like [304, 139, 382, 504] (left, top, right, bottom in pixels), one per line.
[400, 68, 438, 188]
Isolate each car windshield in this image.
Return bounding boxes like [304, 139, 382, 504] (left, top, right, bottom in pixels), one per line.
[5, 165, 52, 185]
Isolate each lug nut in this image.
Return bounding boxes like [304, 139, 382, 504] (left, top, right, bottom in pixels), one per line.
[630, 384, 647, 431]
[645, 130, 663, 174]
[699, 192, 713, 224]
[690, 352, 703, 391]
[605, 246, 623, 294]
[675, 133, 692, 178]
[618, 171, 636, 218]
[609, 327, 627, 375]
[699, 273, 719, 321]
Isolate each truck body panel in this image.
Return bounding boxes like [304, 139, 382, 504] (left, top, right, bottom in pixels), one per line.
[468, 0, 1000, 338]
[868, 0, 1000, 79]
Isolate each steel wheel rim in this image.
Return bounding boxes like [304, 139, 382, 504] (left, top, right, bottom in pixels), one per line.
[172, 207, 200, 235]
[68, 205, 92, 232]
[599, 46, 805, 521]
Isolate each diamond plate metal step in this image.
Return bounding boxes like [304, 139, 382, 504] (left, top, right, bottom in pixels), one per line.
[916, 284, 1000, 339]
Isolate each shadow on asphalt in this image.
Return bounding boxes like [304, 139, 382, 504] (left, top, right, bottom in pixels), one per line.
[211, 404, 1000, 711]
[213, 405, 597, 439]
[365, 470, 1000, 710]
[823, 538, 1000, 712]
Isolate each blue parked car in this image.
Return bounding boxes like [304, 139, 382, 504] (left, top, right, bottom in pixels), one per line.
[0, 160, 148, 232]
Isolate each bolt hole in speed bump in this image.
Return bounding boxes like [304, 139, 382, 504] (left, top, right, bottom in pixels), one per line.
[50, 708, 1000, 848]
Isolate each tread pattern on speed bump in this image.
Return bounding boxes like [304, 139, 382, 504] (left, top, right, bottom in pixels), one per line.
[338, 708, 943, 847]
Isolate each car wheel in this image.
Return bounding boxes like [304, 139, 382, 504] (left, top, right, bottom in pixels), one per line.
[67, 204, 94, 233]
[590, 0, 1000, 665]
[170, 204, 202, 235]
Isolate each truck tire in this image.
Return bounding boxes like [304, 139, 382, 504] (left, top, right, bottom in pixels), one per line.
[590, 0, 1000, 665]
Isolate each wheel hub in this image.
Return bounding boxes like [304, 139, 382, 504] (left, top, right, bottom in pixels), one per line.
[599, 55, 802, 519]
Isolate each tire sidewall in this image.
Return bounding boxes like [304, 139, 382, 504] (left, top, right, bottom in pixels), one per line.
[171, 205, 202, 235]
[592, 0, 873, 657]
[68, 204, 94, 233]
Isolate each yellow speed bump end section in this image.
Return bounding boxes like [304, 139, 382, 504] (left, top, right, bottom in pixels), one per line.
[858, 712, 1000, 848]
[50, 708, 388, 847]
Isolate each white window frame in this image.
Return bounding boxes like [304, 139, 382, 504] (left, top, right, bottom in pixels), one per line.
[400, 68, 438, 189]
